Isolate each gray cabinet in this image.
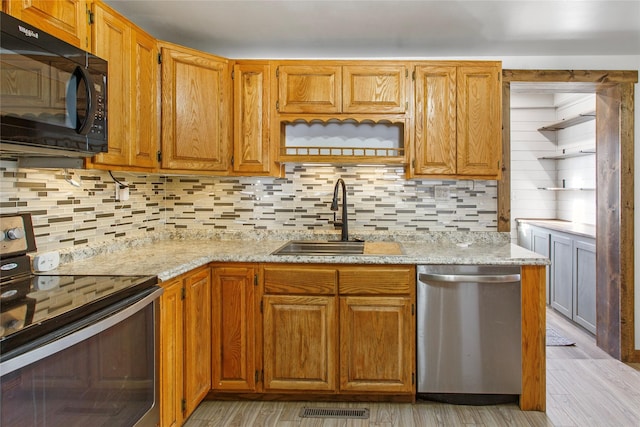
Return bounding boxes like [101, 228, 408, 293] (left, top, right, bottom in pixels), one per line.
[531, 228, 551, 305]
[574, 239, 596, 332]
[550, 230, 596, 334]
[517, 220, 596, 334]
[550, 233, 573, 319]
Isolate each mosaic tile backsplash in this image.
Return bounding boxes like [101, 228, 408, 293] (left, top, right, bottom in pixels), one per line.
[0, 161, 498, 253]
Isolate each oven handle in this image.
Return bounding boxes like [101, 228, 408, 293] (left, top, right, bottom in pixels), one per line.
[0, 286, 163, 377]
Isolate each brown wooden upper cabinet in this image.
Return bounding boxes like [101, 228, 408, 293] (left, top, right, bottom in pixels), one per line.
[159, 42, 231, 172]
[232, 61, 275, 175]
[88, 2, 158, 170]
[3, 0, 91, 50]
[276, 65, 342, 114]
[343, 65, 407, 114]
[275, 63, 408, 115]
[412, 62, 502, 178]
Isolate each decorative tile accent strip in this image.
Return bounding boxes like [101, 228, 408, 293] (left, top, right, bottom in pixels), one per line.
[0, 161, 497, 255]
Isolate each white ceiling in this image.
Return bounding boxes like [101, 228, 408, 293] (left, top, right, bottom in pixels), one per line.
[103, 0, 640, 59]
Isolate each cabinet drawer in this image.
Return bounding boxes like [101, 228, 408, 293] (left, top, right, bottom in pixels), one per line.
[339, 266, 414, 295]
[263, 266, 337, 294]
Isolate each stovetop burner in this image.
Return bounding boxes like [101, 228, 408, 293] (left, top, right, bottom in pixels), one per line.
[0, 273, 158, 355]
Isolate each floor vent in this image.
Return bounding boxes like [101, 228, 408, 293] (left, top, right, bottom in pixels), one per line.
[299, 407, 370, 419]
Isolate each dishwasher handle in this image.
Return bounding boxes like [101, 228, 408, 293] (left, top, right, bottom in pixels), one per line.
[419, 272, 521, 284]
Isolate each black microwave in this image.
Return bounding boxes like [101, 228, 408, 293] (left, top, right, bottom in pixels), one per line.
[0, 12, 108, 158]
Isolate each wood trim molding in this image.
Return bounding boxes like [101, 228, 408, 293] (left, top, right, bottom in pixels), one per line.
[498, 82, 511, 232]
[499, 69, 638, 363]
[520, 264, 546, 411]
[502, 69, 638, 84]
[620, 82, 636, 362]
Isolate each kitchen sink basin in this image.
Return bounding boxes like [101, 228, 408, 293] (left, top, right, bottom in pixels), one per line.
[271, 240, 365, 256]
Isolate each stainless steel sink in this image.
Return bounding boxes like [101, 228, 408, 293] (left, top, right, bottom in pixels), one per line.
[271, 240, 365, 256]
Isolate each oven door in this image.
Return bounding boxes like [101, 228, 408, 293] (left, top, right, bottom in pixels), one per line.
[0, 286, 162, 427]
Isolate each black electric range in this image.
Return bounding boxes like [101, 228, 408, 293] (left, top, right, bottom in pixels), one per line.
[0, 213, 158, 358]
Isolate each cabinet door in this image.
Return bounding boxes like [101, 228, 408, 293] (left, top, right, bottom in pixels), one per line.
[339, 296, 413, 393]
[130, 27, 158, 168]
[276, 65, 341, 113]
[413, 66, 457, 175]
[183, 268, 212, 417]
[550, 233, 573, 319]
[531, 227, 551, 305]
[159, 277, 184, 427]
[91, 3, 131, 166]
[343, 65, 407, 114]
[212, 265, 257, 391]
[456, 65, 502, 176]
[161, 44, 230, 171]
[263, 295, 337, 391]
[3, 0, 90, 49]
[574, 239, 596, 333]
[233, 62, 271, 174]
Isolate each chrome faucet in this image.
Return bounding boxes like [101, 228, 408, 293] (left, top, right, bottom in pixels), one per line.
[331, 178, 349, 241]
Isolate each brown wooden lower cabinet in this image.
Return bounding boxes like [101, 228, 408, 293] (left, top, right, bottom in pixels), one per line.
[339, 296, 414, 393]
[159, 266, 211, 427]
[211, 264, 259, 392]
[263, 294, 338, 392]
[162, 261, 546, 417]
[260, 264, 415, 396]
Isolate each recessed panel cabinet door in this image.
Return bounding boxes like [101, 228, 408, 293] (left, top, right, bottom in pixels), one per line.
[339, 296, 413, 393]
[161, 44, 230, 171]
[3, 0, 90, 49]
[343, 65, 407, 114]
[263, 295, 337, 392]
[212, 265, 257, 391]
[414, 66, 457, 175]
[159, 278, 184, 427]
[130, 28, 158, 169]
[574, 239, 596, 333]
[233, 62, 271, 174]
[183, 268, 212, 416]
[456, 65, 502, 176]
[550, 233, 573, 319]
[276, 65, 341, 114]
[91, 4, 131, 167]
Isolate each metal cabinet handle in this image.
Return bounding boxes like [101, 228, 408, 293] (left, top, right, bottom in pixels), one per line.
[419, 273, 521, 284]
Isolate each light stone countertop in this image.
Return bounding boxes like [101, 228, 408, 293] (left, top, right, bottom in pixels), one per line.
[515, 218, 596, 239]
[51, 232, 549, 282]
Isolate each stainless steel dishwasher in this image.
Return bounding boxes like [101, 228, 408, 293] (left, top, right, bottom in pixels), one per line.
[416, 265, 522, 404]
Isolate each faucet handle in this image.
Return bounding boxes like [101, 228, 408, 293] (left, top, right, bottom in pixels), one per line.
[332, 212, 343, 226]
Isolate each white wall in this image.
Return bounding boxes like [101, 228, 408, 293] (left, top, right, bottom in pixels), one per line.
[510, 93, 557, 242]
[554, 94, 596, 224]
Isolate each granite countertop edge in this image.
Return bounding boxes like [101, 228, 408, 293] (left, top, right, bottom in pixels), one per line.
[49, 231, 549, 282]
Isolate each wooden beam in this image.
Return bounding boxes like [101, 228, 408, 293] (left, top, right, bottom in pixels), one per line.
[498, 82, 511, 232]
[503, 70, 638, 84]
[619, 83, 637, 362]
[596, 84, 622, 359]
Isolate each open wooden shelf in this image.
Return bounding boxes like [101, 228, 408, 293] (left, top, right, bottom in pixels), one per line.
[539, 149, 595, 160]
[276, 114, 408, 164]
[538, 110, 596, 131]
[538, 187, 596, 191]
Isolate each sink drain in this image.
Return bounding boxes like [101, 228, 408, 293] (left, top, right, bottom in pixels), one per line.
[299, 407, 369, 419]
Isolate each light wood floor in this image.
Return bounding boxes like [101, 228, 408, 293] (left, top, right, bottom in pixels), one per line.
[185, 308, 640, 427]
